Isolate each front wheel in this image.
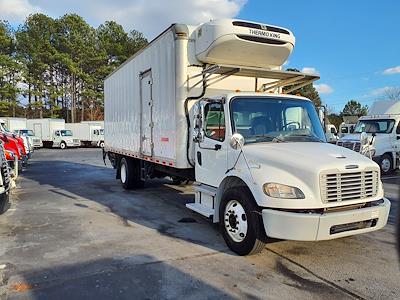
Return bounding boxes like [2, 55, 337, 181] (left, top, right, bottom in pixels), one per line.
[219, 187, 267, 256]
[99, 141, 105, 148]
[60, 142, 67, 150]
[0, 192, 9, 214]
[380, 154, 393, 175]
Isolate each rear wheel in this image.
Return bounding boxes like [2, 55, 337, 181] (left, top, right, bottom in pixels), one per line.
[219, 187, 266, 256]
[60, 141, 67, 150]
[119, 157, 144, 189]
[380, 154, 393, 175]
[99, 141, 105, 148]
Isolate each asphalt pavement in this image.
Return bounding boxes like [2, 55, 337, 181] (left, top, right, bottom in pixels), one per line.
[0, 148, 399, 300]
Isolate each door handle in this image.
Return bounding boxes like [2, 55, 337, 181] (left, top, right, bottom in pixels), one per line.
[197, 151, 202, 165]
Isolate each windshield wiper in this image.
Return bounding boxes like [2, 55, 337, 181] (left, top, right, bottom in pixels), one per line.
[251, 134, 285, 143]
[286, 133, 325, 142]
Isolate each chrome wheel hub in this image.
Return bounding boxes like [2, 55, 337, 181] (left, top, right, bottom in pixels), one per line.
[224, 200, 248, 242]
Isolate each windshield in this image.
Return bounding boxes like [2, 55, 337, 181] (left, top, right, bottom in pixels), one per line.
[60, 130, 73, 137]
[20, 129, 35, 136]
[354, 119, 395, 134]
[230, 97, 326, 144]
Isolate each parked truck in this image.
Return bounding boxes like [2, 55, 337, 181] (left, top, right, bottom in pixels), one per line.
[65, 123, 103, 147]
[104, 19, 390, 255]
[27, 118, 80, 149]
[337, 100, 400, 174]
[0, 140, 11, 214]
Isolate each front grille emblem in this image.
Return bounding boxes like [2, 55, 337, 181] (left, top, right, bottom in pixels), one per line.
[345, 165, 359, 169]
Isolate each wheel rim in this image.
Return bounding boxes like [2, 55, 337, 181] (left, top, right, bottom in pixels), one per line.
[120, 163, 127, 183]
[224, 200, 248, 242]
[60, 143, 65, 149]
[381, 158, 391, 173]
[100, 142, 104, 148]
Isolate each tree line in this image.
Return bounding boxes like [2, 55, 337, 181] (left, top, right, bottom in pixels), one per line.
[0, 13, 147, 121]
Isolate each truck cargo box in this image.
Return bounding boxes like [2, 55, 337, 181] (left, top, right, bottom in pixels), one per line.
[105, 19, 302, 169]
[27, 119, 65, 141]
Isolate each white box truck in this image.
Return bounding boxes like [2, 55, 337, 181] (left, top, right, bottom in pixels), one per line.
[81, 121, 104, 147]
[65, 123, 104, 147]
[27, 118, 81, 149]
[104, 19, 390, 255]
[337, 100, 400, 174]
[0, 117, 43, 149]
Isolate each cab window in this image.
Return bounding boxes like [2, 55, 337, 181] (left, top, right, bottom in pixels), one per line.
[204, 103, 225, 141]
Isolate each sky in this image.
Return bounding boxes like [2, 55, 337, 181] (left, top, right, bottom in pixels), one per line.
[0, 0, 399, 112]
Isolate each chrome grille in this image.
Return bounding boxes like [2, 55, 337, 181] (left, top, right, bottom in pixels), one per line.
[320, 169, 379, 203]
[337, 141, 361, 152]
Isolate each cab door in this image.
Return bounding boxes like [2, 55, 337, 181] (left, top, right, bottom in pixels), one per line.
[195, 101, 228, 187]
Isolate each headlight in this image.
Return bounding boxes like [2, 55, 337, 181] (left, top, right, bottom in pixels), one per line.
[263, 183, 305, 199]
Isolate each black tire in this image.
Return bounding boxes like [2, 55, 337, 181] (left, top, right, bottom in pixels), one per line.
[380, 154, 393, 175]
[0, 192, 9, 214]
[219, 187, 267, 256]
[171, 176, 184, 185]
[60, 141, 67, 150]
[119, 157, 144, 189]
[99, 141, 105, 148]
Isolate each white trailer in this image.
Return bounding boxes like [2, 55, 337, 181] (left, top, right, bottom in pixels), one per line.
[104, 19, 390, 255]
[27, 118, 80, 149]
[338, 100, 400, 174]
[0, 117, 27, 132]
[65, 123, 103, 147]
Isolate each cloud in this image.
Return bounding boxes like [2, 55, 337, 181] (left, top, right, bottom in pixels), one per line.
[383, 66, 400, 75]
[0, 0, 40, 22]
[301, 67, 319, 76]
[315, 83, 333, 94]
[18, 0, 246, 38]
[369, 86, 393, 96]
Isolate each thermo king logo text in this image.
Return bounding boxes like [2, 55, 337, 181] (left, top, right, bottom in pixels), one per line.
[249, 29, 281, 39]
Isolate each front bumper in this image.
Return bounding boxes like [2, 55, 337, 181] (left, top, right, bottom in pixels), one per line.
[262, 198, 391, 241]
[66, 142, 81, 147]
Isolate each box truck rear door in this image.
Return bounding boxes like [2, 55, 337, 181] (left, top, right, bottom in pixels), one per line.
[140, 70, 153, 157]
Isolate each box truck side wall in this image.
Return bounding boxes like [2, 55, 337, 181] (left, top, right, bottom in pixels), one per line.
[105, 29, 179, 166]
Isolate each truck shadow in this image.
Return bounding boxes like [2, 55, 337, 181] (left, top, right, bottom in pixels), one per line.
[20, 159, 231, 254]
[7, 255, 235, 300]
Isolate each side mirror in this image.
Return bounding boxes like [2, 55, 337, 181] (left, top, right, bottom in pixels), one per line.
[360, 132, 369, 145]
[230, 133, 245, 150]
[192, 128, 204, 143]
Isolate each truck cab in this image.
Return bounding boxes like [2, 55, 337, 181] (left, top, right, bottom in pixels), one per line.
[53, 130, 81, 149]
[14, 129, 43, 149]
[337, 101, 400, 174]
[93, 128, 104, 148]
[325, 124, 338, 144]
[189, 92, 390, 254]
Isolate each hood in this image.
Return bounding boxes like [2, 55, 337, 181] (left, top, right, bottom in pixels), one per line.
[243, 142, 378, 176]
[339, 133, 361, 142]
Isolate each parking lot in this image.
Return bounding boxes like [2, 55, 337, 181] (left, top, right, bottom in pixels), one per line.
[0, 148, 399, 300]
